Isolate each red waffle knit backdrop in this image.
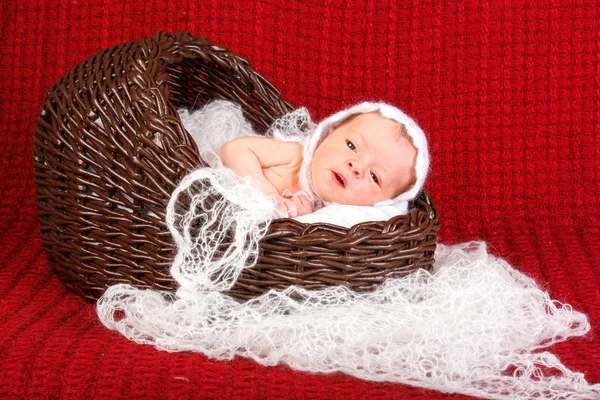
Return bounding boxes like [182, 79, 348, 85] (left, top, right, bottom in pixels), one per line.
[1, 1, 598, 399]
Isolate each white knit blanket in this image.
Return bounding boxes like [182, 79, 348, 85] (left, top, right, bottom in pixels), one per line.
[96, 166, 600, 400]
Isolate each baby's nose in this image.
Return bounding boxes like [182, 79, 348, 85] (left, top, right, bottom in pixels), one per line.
[348, 160, 363, 178]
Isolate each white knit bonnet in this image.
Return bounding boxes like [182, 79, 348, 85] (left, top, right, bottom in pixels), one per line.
[299, 101, 430, 208]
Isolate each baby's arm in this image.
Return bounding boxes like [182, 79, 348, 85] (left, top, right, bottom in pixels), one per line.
[220, 137, 285, 197]
[220, 137, 310, 216]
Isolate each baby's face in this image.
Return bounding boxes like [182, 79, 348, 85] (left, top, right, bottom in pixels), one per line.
[311, 112, 417, 206]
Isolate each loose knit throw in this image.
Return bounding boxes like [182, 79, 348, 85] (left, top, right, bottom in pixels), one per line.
[97, 165, 600, 399]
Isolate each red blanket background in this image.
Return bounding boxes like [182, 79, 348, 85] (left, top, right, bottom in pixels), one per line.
[1, 1, 598, 399]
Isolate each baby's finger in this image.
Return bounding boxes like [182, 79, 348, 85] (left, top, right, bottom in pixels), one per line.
[277, 203, 288, 218]
[298, 195, 311, 209]
[294, 195, 313, 215]
[284, 199, 298, 218]
[274, 196, 288, 215]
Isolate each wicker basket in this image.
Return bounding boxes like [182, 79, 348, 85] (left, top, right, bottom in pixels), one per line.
[32, 31, 440, 302]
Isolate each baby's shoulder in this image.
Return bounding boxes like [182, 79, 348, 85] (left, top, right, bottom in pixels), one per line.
[268, 138, 303, 162]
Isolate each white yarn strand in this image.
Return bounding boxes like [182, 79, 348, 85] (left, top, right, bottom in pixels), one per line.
[96, 101, 599, 399]
[266, 106, 315, 144]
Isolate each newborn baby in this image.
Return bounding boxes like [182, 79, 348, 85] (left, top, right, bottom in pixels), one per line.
[220, 112, 417, 217]
[180, 101, 429, 226]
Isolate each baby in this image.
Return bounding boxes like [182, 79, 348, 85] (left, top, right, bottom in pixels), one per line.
[220, 111, 418, 217]
[181, 101, 429, 224]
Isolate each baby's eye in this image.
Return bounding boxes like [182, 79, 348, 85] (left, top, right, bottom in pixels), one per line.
[371, 172, 379, 184]
[346, 140, 356, 151]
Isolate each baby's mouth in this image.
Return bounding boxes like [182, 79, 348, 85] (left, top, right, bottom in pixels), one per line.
[332, 171, 346, 188]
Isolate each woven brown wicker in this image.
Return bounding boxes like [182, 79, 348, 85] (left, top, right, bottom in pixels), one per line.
[33, 31, 440, 302]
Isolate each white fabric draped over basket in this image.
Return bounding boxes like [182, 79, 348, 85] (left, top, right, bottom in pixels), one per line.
[97, 165, 600, 400]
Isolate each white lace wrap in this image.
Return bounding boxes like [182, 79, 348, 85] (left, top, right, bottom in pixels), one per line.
[95, 102, 600, 399]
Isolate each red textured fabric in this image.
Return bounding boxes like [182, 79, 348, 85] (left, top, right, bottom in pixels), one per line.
[1, 1, 599, 399]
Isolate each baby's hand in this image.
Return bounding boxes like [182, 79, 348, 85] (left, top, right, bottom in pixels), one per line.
[275, 193, 313, 218]
[291, 193, 314, 217]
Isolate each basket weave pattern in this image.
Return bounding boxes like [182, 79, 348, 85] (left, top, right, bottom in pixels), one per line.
[32, 31, 440, 301]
